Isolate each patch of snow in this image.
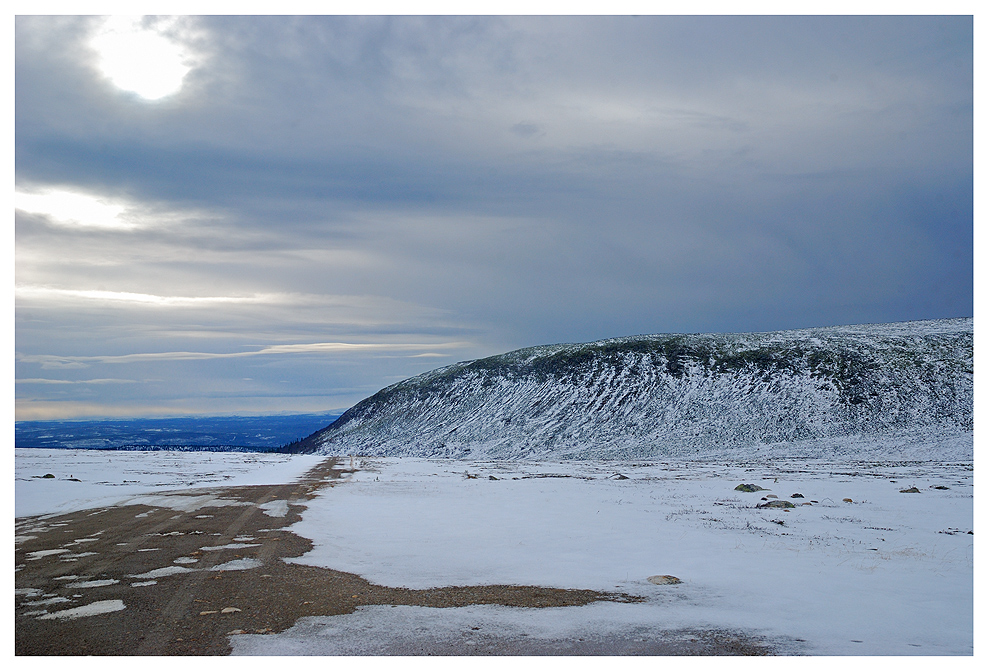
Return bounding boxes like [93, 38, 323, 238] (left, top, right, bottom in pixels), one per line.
[64, 579, 119, 589]
[26, 549, 69, 560]
[258, 500, 290, 517]
[37, 599, 126, 620]
[200, 543, 261, 551]
[24, 596, 72, 606]
[127, 565, 195, 579]
[210, 558, 263, 571]
[15, 449, 325, 518]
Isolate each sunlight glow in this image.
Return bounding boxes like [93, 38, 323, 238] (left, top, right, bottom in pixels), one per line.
[15, 189, 134, 229]
[90, 16, 192, 100]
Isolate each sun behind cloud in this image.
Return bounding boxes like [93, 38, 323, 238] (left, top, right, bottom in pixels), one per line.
[89, 16, 194, 100]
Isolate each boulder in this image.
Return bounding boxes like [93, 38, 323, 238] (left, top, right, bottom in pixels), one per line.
[757, 500, 796, 509]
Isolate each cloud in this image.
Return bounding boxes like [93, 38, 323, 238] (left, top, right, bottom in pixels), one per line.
[17, 378, 141, 385]
[14, 15, 972, 419]
[17, 341, 472, 368]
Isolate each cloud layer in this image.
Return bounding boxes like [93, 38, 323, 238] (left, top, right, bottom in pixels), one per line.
[15, 15, 972, 419]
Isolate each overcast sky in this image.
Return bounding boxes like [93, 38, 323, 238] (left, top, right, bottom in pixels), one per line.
[14, 14, 973, 420]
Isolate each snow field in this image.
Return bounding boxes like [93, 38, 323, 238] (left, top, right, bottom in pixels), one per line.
[277, 457, 972, 655]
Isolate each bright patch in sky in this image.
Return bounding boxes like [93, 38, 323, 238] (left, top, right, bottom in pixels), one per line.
[89, 16, 191, 100]
[15, 189, 132, 229]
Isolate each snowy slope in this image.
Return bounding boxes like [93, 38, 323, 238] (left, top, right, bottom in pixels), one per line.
[298, 318, 973, 460]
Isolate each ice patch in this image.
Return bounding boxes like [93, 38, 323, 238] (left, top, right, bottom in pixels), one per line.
[130, 580, 157, 587]
[123, 494, 251, 513]
[201, 543, 260, 551]
[24, 596, 72, 606]
[37, 599, 125, 620]
[26, 549, 70, 560]
[128, 565, 195, 579]
[210, 558, 262, 572]
[65, 579, 119, 589]
[258, 500, 290, 517]
[174, 557, 199, 564]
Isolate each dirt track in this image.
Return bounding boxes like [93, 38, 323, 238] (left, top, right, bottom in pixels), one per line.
[16, 457, 776, 656]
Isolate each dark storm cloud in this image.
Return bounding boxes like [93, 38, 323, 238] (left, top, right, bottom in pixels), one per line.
[14, 15, 972, 419]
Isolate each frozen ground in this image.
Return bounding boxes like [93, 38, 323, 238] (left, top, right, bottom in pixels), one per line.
[14, 448, 325, 518]
[248, 457, 973, 656]
[14, 450, 974, 655]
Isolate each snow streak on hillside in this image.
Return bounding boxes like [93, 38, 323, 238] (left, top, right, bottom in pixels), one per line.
[299, 319, 973, 460]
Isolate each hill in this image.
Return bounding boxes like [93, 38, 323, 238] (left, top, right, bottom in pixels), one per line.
[291, 318, 973, 460]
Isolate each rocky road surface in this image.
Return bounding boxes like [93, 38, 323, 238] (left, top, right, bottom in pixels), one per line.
[16, 457, 777, 656]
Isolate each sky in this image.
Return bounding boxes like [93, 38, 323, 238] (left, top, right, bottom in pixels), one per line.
[13, 11, 974, 420]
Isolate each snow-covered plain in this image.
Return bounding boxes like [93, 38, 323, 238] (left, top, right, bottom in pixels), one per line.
[14, 448, 325, 518]
[250, 457, 973, 656]
[14, 449, 974, 655]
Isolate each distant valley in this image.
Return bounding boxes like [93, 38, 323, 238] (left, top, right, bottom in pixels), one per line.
[15, 413, 342, 451]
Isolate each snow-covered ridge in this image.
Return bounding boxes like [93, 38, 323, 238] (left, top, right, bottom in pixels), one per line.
[299, 318, 973, 460]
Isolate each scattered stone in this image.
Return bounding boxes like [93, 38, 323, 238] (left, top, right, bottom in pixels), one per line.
[765, 494, 778, 499]
[647, 575, 681, 585]
[612, 474, 629, 480]
[899, 487, 921, 493]
[842, 498, 853, 503]
[934, 485, 950, 490]
[802, 502, 813, 506]
[757, 500, 795, 509]
[791, 493, 804, 498]
[735, 484, 766, 492]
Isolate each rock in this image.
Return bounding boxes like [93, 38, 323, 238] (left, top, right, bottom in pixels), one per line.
[199, 610, 218, 615]
[791, 493, 804, 498]
[757, 500, 795, 509]
[765, 494, 778, 499]
[612, 473, 629, 480]
[42, 474, 55, 479]
[488, 475, 498, 480]
[842, 498, 853, 503]
[647, 575, 681, 585]
[228, 629, 246, 635]
[934, 485, 950, 490]
[899, 487, 921, 493]
[735, 484, 766, 492]
[221, 607, 241, 614]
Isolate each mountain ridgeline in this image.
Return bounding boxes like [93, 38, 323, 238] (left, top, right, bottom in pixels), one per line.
[292, 318, 973, 460]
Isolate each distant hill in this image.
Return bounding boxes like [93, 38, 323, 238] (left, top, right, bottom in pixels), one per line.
[294, 319, 973, 460]
[16, 413, 342, 451]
